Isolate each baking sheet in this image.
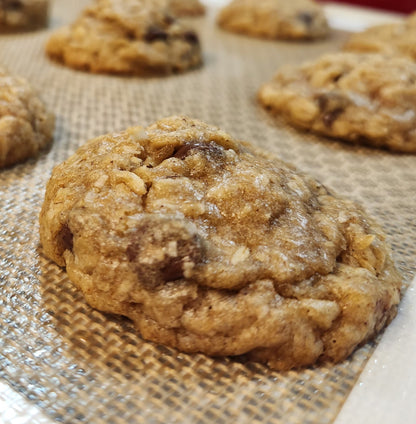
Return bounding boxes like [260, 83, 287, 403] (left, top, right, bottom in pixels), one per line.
[1, 1, 415, 423]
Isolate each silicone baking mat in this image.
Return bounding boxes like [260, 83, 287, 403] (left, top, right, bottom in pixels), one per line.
[0, 1, 415, 423]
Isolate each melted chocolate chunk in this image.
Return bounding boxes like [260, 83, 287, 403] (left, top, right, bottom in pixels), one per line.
[297, 12, 313, 27]
[159, 237, 200, 281]
[316, 93, 348, 128]
[173, 141, 224, 160]
[126, 216, 203, 288]
[164, 14, 175, 25]
[322, 108, 344, 127]
[145, 27, 168, 42]
[59, 224, 73, 252]
[4, 0, 22, 10]
[126, 29, 136, 40]
[161, 256, 184, 282]
[183, 31, 199, 44]
[316, 94, 328, 111]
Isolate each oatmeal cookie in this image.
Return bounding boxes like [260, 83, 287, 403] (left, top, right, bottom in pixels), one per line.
[344, 12, 416, 61]
[39, 116, 401, 370]
[0, 68, 54, 168]
[0, 0, 49, 32]
[217, 0, 329, 40]
[258, 52, 416, 153]
[45, 0, 202, 76]
[169, 0, 205, 17]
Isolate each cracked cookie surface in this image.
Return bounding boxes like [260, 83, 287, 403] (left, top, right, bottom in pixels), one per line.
[39, 116, 401, 370]
[0, 0, 49, 32]
[0, 67, 54, 168]
[344, 12, 416, 61]
[45, 0, 202, 75]
[217, 0, 329, 40]
[258, 52, 416, 153]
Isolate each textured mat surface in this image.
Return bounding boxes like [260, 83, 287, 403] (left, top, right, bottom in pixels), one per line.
[0, 1, 415, 423]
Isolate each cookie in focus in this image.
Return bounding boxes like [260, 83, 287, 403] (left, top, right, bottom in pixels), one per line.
[39, 116, 402, 370]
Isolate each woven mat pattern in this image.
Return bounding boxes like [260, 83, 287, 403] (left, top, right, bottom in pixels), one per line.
[0, 1, 415, 423]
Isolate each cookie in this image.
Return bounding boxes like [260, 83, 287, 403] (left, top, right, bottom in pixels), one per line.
[258, 52, 416, 153]
[344, 12, 416, 61]
[39, 116, 401, 370]
[0, 68, 54, 168]
[217, 0, 329, 40]
[169, 0, 205, 17]
[0, 0, 49, 32]
[45, 0, 202, 76]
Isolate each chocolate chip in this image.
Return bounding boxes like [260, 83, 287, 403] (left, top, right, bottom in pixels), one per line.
[317, 94, 328, 111]
[161, 256, 184, 282]
[183, 31, 199, 44]
[297, 12, 313, 27]
[145, 27, 168, 43]
[126, 29, 136, 40]
[5, 0, 22, 10]
[160, 237, 200, 281]
[173, 141, 223, 160]
[315, 93, 348, 128]
[126, 216, 203, 288]
[322, 108, 344, 127]
[173, 142, 199, 159]
[164, 14, 175, 25]
[268, 212, 281, 226]
[59, 224, 73, 252]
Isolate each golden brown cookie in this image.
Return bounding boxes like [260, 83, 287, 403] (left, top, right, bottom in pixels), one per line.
[344, 12, 416, 61]
[0, 68, 54, 168]
[217, 0, 329, 40]
[0, 0, 49, 32]
[39, 116, 402, 370]
[169, 0, 205, 17]
[45, 0, 202, 76]
[259, 52, 416, 153]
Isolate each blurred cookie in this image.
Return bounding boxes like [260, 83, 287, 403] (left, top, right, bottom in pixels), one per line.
[40, 116, 401, 370]
[46, 0, 202, 75]
[259, 52, 416, 153]
[0, 68, 54, 168]
[0, 0, 49, 32]
[169, 0, 205, 17]
[217, 0, 329, 40]
[344, 12, 416, 60]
